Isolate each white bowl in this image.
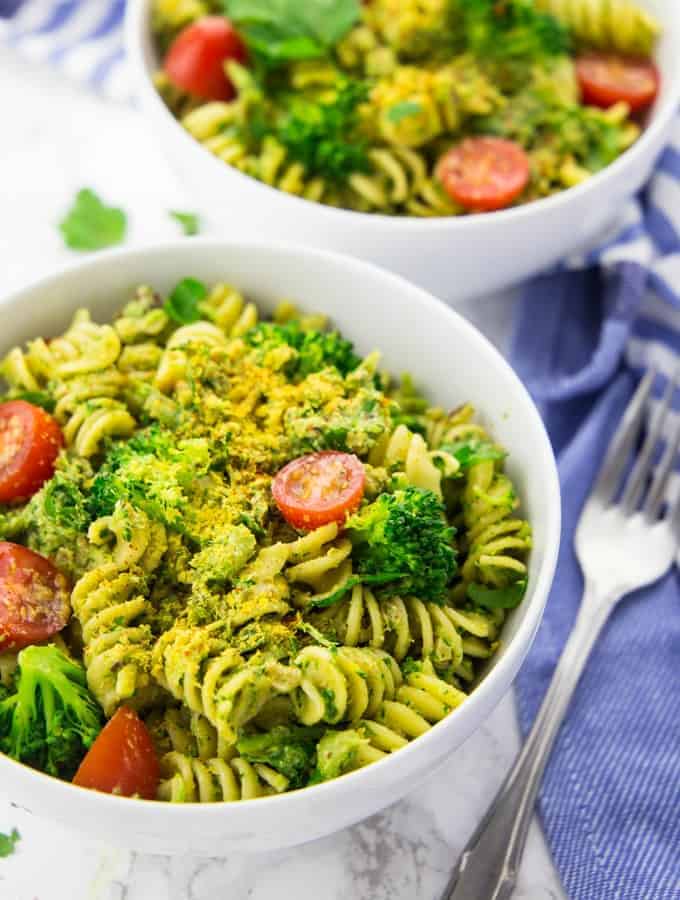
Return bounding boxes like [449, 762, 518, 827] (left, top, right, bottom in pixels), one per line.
[126, 0, 680, 303]
[0, 241, 560, 855]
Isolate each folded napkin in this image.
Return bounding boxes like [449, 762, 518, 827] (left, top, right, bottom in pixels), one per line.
[511, 125, 680, 899]
[0, 0, 131, 103]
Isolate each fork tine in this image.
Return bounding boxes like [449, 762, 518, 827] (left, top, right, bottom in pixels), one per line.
[593, 369, 657, 505]
[643, 407, 680, 520]
[622, 369, 679, 514]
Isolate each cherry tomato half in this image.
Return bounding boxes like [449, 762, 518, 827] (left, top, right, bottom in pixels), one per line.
[437, 137, 530, 213]
[0, 542, 70, 651]
[73, 707, 160, 800]
[272, 452, 366, 531]
[576, 52, 660, 112]
[164, 16, 248, 102]
[0, 401, 63, 504]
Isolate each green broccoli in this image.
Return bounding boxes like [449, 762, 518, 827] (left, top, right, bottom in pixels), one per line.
[456, 0, 569, 62]
[244, 320, 361, 379]
[87, 425, 210, 527]
[346, 486, 457, 604]
[236, 725, 324, 788]
[0, 645, 103, 779]
[274, 80, 371, 184]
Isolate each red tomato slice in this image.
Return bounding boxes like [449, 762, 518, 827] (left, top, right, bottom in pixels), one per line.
[576, 53, 659, 112]
[272, 452, 366, 531]
[0, 401, 64, 504]
[437, 137, 530, 213]
[164, 16, 248, 102]
[0, 543, 70, 651]
[73, 707, 160, 800]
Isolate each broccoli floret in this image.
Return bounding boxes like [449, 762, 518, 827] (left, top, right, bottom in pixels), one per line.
[87, 425, 210, 527]
[346, 486, 457, 603]
[0, 645, 103, 779]
[455, 0, 569, 62]
[314, 729, 368, 782]
[244, 321, 361, 379]
[236, 725, 324, 788]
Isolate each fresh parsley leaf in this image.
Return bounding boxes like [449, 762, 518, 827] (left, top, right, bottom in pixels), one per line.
[224, 0, 360, 66]
[59, 189, 127, 252]
[468, 579, 527, 610]
[387, 101, 424, 124]
[276, 80, 370, 183]
[0, 828, 20, 858]
[169, 210, 200, 236]
[441, 438, 506, 471]
[164, 277, 207, 325]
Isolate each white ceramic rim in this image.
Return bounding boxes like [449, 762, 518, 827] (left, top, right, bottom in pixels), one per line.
[0, 239, 562, 820]
[124, 0, 680, 232]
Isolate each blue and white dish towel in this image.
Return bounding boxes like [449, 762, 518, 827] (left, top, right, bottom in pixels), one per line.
[2, 3, 680, 898]
[0, 0, 130, 103]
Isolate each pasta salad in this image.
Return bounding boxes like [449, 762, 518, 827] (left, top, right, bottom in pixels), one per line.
[0, 281, 530, 801]
[151, 0, 661, 216]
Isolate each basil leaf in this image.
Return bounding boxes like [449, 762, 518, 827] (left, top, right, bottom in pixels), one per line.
[467, 579, 527, 610]
[169, 210, 200, 236]
[441, 438, 506, 471]
[387, 101, 423, 124]
[164, 278, 208, 325]
[224, 0, 360, 65]
[59, 189, 127, 252]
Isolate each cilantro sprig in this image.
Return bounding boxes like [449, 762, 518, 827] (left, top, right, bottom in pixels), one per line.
[59, 189, 127, 252]
[0, 828, 20, 859]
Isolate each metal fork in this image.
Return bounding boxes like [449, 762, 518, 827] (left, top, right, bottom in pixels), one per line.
[440, 369, 680, 900]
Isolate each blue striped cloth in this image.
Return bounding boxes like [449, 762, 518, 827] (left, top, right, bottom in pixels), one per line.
[512, 123, 680, 900]
[2, 2, 680, 896]
[0, 0, 130, 103]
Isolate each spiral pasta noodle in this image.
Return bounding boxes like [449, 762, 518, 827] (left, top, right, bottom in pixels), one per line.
[291, 645, 402, 726]
[152, 625, 301, 744]
[157, 751, 289, 802]
[536, 0, 661, 55]
[70, 503, 167, 715]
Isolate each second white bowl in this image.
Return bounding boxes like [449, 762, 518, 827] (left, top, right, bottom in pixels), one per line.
[125, 0, 680, 302]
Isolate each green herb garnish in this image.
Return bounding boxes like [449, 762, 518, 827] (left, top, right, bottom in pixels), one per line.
[164, 277, 207, 325]
[169, 210, 200, 236]
[59, 188, 127, 252]
[0, 829, 20, 859]
[224, 0, 360, 66]
[441, 438, 506, 471]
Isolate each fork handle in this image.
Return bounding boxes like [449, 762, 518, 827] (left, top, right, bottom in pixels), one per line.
[440, 585, 615, 900]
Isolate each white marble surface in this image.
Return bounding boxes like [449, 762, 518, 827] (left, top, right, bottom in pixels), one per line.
[0, 50, 564, 900]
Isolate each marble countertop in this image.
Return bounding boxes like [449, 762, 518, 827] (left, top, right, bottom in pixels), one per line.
[0, 51, 564, 900]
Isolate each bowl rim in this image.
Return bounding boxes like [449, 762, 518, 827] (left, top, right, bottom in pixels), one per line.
[125, 0, 680, 232]
[0, 239, 561, 819]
